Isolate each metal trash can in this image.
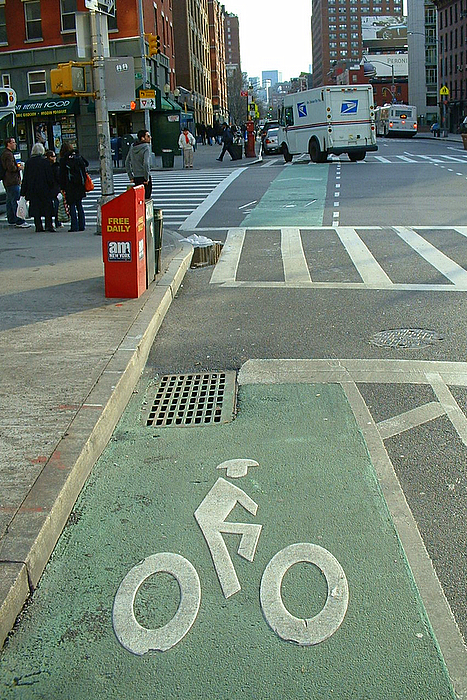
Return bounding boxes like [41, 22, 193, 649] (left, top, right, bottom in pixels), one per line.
[145, 199, 155, 284]
[154, 208, 163, 274]
[231, 144, 243, 160]
[161, 149, 174, 168]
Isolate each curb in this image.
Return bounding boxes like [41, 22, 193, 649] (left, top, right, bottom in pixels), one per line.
[0, 239, 193, 650]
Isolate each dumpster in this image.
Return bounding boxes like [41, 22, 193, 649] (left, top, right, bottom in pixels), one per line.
[154, 208, 163, 274]
[161, 149, 174, 168]
[101, 185, 146, 298]
[145, 199, 155, 285]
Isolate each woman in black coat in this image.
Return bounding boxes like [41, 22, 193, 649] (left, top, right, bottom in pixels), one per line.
[59, 141, 89, 232]
[20, 142, 55, 232]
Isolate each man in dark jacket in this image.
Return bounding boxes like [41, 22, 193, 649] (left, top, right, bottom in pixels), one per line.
[125, 129, 152, 199]
[1, 137, 31, 227]
[216, 123, 235, 162]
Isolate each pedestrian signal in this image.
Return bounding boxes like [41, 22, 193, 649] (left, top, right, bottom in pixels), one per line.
[147, 33, 161, 56]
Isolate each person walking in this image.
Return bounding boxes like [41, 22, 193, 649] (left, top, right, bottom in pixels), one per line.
[178, 127, 196, 168]
[20, 143, 55, 232]
[59, 142, 89, 232]
[0, 136, 30, 228]
[45, 150, 62, 228]
[125, 129, 152, 199]
[216, 123, 235, 162]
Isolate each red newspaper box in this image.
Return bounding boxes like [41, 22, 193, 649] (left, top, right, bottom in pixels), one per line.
[102, 186, 147, 298]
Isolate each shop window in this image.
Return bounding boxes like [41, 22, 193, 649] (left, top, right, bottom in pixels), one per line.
[0, 6, 6, 44]
[28, 70, 46, 95]
[60, 0, 76, 32]
[108, 2, 118, 32]
[2, 73, 10, 87]
[24, 1, 42, 41]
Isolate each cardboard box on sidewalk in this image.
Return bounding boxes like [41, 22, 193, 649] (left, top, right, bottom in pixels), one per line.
[191, 241, 223, 268]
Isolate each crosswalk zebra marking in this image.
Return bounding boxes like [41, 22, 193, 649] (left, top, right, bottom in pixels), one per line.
[210, 226, 467, 291]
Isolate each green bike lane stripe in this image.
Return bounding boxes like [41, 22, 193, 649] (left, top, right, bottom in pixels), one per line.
[242, 163, 328, 227]
[0, 381, 455, 699]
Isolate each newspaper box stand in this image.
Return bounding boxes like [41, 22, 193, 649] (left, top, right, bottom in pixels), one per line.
[102, 186, 146, 298]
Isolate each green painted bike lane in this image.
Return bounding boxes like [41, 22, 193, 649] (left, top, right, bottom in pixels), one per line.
[0, 381, 455, 699]
[242, 163, 328, 227]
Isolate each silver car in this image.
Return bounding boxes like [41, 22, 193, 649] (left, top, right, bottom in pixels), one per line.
[263, 127, 280, 155]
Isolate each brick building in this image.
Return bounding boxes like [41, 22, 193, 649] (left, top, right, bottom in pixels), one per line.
[208, 0, 228, 125]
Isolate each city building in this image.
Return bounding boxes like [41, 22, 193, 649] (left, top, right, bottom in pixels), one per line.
[0, 0, 177, 161]
[173, 0, 213, 126]
[311, 0, 404, 88]
[407, 0, 438, 127]
[262, 70, 282, 87]
[224, 12, 240, 71]
[208, 0, 228, 125]
[432, 0, 467, 130]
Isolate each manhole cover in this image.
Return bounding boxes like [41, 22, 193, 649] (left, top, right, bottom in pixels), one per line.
[143, 371, 236, 427]
[370, 328, 444, 349]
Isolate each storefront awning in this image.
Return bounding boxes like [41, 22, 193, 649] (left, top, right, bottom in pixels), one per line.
[16, 97, 80, 118]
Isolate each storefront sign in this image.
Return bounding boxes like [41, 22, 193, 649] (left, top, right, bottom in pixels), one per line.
[16, 98, 80, 118]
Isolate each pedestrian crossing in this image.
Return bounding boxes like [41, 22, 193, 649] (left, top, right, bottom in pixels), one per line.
[263, 153, 467, 165]
[82, 169, 237, 228]
[210, 226, 467, 291]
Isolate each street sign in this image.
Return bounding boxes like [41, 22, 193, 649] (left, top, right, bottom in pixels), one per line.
[440, 86, 450, 96]
[139, 89, 156, 99]
[84, 0, 116, 16]
[139, 98, 155, 109]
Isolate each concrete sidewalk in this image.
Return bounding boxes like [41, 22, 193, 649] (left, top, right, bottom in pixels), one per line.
[0, 219, 193, 649]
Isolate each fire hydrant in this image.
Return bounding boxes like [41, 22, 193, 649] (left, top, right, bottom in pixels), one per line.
[245, 120, 256, 158]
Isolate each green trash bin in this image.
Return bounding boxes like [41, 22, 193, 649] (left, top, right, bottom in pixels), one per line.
[161, 149, 174, 168]
[231, 143, 243, 160]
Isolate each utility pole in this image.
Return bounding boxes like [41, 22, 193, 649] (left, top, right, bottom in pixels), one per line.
[90, 9, 114, 233]
[137, 0, 151, 133]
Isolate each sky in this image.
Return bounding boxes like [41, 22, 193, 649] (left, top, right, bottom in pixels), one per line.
[224, 0, 313, 82]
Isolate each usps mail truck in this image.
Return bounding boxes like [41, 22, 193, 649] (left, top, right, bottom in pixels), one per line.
[277, 85, 377, 163]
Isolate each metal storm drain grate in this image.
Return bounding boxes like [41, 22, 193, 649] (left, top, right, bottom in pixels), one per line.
[144, 372, 236, 427]
[370, 328, 444, 349]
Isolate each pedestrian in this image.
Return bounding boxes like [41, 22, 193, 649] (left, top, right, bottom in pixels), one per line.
[125, 129, 152, 199]
[0, 136, 31, 228]
[20, 142, 55, 232]
[206, 124, 214, 146]
[216, 123, 235, 162]
[200, 122, 207, 145]
[178, 127, 196, 168]
[430, 121, 440, 137]
[45, 149, 62, 228]
[59, 141, 89, 232]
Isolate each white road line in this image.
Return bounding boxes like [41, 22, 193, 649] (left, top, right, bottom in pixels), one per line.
[377, 401, 446, 439]
[418, 155, 444, 163]
[210, 228, 245, 284]
[335, 226, 392, 286]
[281, 228, 312, 284]
[397, 155, 417, 162]
[374, 155, 391, 163]
[441, 155, 467, 163]
[180, 168, 246, 230]
[393, 226, 467, 286]
[427, 373, 467, 447]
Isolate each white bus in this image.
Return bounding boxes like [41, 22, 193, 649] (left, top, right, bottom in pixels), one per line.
[375, 104, 418, 137]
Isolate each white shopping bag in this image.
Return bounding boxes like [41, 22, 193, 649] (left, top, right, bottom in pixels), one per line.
[16, 196, 28, 220]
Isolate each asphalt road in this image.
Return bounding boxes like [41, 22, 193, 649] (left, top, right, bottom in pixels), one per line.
[1, 136, 466, 698]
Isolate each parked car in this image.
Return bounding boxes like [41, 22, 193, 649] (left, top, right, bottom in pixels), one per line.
[262, 127, 280, 155]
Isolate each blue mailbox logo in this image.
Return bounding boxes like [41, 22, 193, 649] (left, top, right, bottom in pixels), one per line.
[341, 100, 358, 114]
[297, 102, 307, 117]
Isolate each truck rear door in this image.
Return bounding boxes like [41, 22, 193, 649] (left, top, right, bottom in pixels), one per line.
[327, 89, 371, 147]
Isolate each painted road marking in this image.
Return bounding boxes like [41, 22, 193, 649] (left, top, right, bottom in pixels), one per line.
[180, 168, 246, 231]
[210, 226, 467, 290]
[238, 358, 467, 699]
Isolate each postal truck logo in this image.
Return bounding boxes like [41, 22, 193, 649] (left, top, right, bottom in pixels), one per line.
[341, 100, 358, 114]
[108, 241, 131, 261]
[297, 102, 307, 118]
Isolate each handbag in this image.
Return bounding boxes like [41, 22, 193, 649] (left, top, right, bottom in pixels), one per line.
[84, 172, 94, 192]
[57, 192, 70, 223]
[16, 195, 28, 220]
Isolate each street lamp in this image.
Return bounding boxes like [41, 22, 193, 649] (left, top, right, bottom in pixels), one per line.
[362, 57, 395, 102]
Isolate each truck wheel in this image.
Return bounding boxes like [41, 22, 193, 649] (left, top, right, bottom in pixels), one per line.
[309, 139, 327, 163]
[349, 150, 365, 162]
[282, 145, 293, 163]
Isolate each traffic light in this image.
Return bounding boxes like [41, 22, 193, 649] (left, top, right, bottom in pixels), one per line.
[51, 62, 86, 95]
[147, 33, 161, 56]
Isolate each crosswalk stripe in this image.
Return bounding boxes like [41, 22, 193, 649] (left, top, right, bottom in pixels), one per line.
[393, 226, 467, 285]
[210, 228, 245, 284]
[281, 227, 312, 283]
[374, 156, 391, 163]
[397, 155, 417, 162]
[335, 226, 392, 286]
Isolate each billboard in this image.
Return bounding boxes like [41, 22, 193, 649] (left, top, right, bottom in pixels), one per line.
[362, 16, 407, 49]
[363, 53, 408, 78]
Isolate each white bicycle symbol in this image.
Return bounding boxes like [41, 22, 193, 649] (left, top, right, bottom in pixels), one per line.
[113, 459, 349, 655]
